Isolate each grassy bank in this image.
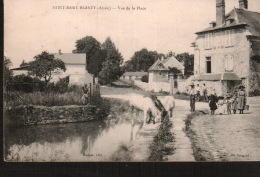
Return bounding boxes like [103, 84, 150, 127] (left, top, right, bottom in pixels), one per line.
[148, 115, 175, 161]
[184, 110, 209, 161]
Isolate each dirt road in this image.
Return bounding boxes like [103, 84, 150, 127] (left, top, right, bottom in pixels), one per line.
[189, 96, 260, 161]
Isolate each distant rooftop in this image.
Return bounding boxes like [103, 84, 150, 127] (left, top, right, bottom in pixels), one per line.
[53, 52, 86, 65]
[123, 72, 147, 77]
[148, 56, 184, 71]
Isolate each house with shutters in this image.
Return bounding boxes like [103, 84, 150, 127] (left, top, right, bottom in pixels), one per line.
[192, 0, 260, 96]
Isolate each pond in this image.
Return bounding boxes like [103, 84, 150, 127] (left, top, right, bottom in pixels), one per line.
[5, 119, 142, 162]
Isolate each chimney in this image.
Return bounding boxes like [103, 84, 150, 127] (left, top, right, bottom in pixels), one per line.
[239, 0, 248, 9]
[58, 49, 62, 54]
[216, 0, 225, 26]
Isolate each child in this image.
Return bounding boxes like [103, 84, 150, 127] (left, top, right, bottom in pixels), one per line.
[223, 96, 228, 114]
[217, 96, 225, 115]
[209, 94, 218, 115]
[226, 96, 232, 114]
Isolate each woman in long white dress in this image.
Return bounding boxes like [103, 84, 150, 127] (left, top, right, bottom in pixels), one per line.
[217, 96, 225, 115]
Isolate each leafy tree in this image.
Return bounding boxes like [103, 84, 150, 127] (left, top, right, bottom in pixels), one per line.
[4, 56, 13, 87]
[98, 37, 124, 84]
[166, 50, 175, 58]
[175, 52, 194, 77]
[124, 48, 164, 72]
[28, 51, 66, 84]
[74, 36, 104, 76]
[87, 49, 106, 77]
[168, 67, 182, 75]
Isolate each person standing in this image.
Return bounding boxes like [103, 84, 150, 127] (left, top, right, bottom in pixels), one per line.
[189, 83, 196, 112]
[231, 92, 238, 114]
[82, 84, 89, 105]
[226, 96, 232, 114]
[195, 84, 201, 101]
[237, 85, 246, 114]
[202, 83, 208, 101]
[217, 96, 225, 115]
[209, 94, 218, 115]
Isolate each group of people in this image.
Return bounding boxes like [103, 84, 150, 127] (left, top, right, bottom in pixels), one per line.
[189, 83, 247, 115]
[208, 85, 247, 115]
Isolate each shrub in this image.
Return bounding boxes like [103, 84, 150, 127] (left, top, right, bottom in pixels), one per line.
[141, 75, 148, 83]
[10, 74, 45, 93]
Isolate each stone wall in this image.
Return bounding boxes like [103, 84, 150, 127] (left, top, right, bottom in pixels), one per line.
[6, 105, 101, 127]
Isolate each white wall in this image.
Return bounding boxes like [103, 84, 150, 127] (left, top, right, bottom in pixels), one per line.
[13, 70, 29, 76]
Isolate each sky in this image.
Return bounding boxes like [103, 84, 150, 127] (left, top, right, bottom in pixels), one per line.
[4, 0, 260, 68]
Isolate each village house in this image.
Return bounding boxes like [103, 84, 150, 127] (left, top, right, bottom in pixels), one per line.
[147, 56, 184, 92]
[192, 0, 260, 96]
[11, 50, 93, 85]
[148, 56, 184, 83]
[52, 50, 93, 85]
[120, 71, 147, 81]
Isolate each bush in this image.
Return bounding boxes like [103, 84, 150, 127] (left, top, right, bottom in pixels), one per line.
[141, 75, 148, 83]
[10, 74, 45, 93]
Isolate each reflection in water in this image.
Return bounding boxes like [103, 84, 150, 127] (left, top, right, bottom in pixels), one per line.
[5, 119, 141, 161]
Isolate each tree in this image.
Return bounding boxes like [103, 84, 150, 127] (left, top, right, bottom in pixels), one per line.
[175, 53, 194, 77]
[124, 48, 164, 72]
[168, 67, 182, 75]
[4, 56, 13, 87]
[98, 37, 124, 84]
[74, 36, 104, 76]
[28, 51, 66, 84]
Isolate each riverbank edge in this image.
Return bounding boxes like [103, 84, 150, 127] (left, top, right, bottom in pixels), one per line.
[184, 110, 209, 161]
[4, 104, 105, 127]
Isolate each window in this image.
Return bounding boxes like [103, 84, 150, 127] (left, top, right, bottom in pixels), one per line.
[225, 55, 234, 71]
[225, 30, 233, 46]
[206, 57, 211, 73]
[204, 33, 213, 48]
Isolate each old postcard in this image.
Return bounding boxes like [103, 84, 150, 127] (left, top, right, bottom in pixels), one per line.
[3, 0, 260, 162]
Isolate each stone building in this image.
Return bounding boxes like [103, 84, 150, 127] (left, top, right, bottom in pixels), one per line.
[193, 0, 260, 96]
[147, 56, 184, 93]
[148, 56, 184, 83]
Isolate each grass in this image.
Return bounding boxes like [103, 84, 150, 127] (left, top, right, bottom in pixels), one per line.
[184, 110, 209, 161]
[148, 115, 175, 161]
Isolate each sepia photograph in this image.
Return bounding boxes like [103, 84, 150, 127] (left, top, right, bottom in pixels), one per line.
[3, 0, 260, 162]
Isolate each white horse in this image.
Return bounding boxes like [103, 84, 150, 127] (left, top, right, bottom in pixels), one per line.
[157, 95, 175, 118]
[127, 93, 162, 127]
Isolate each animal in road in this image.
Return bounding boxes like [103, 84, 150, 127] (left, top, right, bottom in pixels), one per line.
[157, 95, 175, 118]
[127, 93, 163, 127]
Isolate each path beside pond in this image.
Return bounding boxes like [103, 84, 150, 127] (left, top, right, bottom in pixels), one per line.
[165, 99, 208, 161]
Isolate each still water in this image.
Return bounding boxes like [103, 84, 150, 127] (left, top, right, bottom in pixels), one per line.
[5, 120, 141, 161]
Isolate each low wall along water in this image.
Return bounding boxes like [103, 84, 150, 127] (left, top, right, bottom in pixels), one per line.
[6, 105, 100, 127]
